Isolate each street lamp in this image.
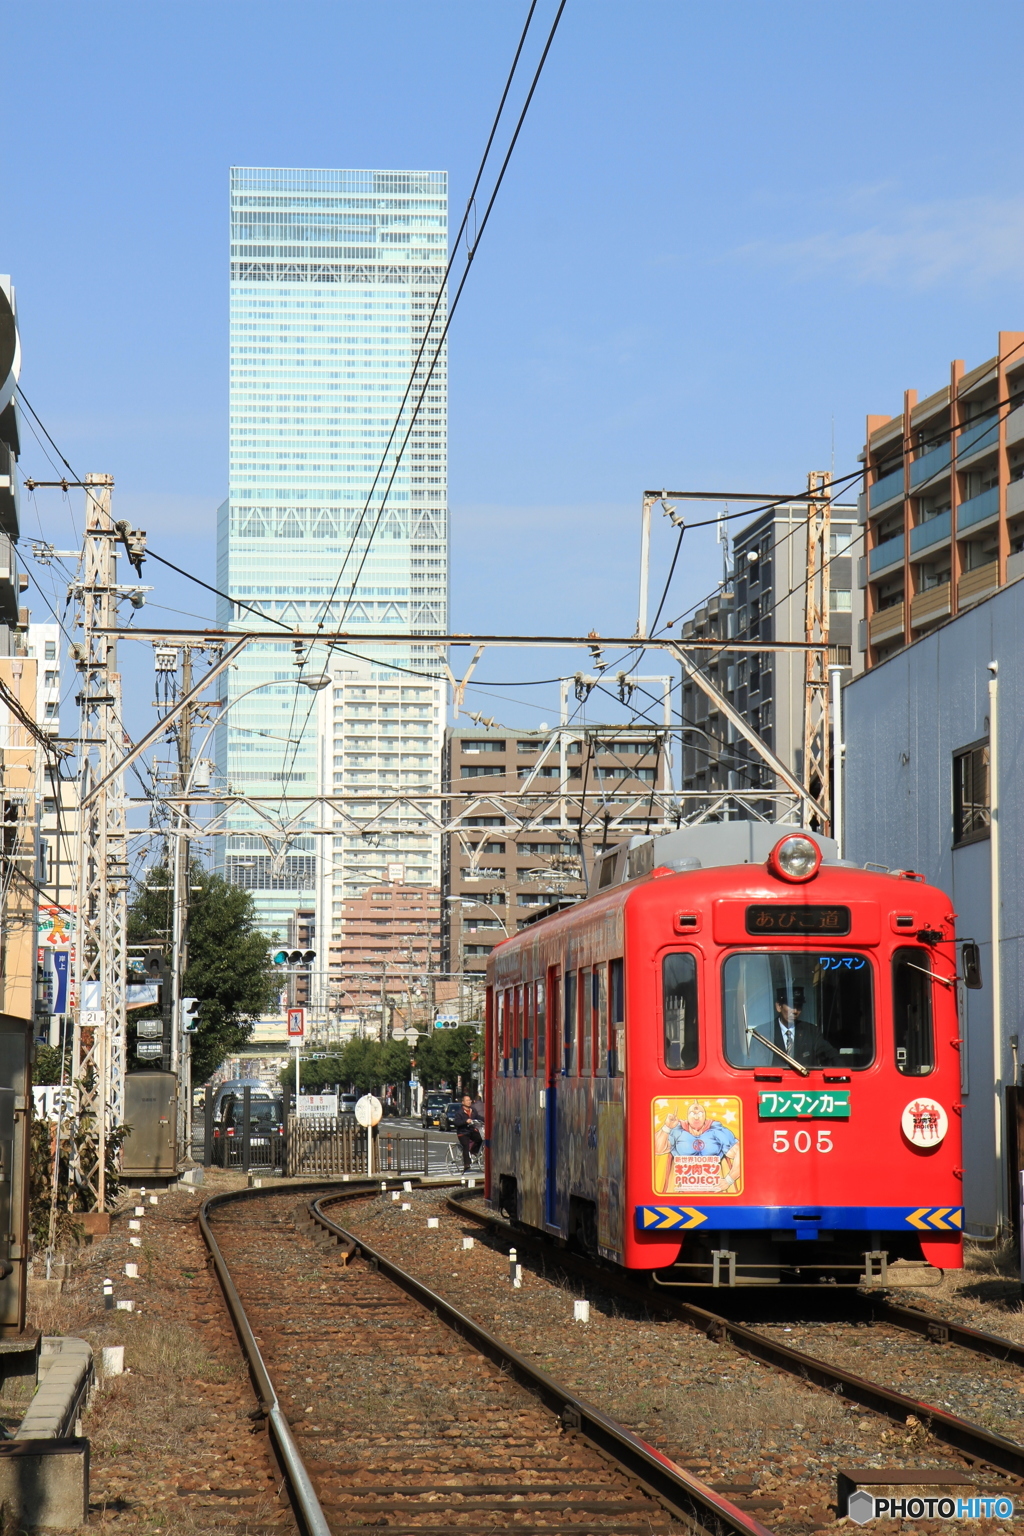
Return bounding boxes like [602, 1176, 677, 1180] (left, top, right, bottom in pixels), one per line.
[444, 895, 510, 937]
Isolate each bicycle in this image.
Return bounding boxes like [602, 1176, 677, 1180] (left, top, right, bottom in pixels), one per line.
[445, 1137, 484, 1173]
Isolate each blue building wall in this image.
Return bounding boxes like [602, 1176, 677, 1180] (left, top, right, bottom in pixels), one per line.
[844, 577, 1024, 1233]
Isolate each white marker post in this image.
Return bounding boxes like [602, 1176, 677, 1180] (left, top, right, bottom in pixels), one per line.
[355, 1094, 383, 1178]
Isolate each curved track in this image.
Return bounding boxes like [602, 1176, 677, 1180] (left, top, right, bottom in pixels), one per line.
[200, 1179, 776, 1536]
[446, 1189, 1024, 1484]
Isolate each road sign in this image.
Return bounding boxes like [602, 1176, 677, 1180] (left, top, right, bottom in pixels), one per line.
[297, 1093, 338, 1118]
[287, 1007, 305, 1038]
[354, 1094, 382, 1128]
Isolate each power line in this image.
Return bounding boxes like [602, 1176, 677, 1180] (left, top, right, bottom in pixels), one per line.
[275, 0, 569, 796]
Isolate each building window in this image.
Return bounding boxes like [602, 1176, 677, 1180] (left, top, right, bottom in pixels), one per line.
[952, 740, 990, 847]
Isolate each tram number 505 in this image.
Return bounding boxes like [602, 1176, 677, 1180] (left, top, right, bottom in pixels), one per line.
[772, 1128, 833, 1154]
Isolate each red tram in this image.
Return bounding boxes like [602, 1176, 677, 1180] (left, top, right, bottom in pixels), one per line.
[484, 824, 967, 1285]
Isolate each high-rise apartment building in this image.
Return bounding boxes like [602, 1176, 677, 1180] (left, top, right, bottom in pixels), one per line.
[315, 663, 443, 911]
[217, 168, 448, 937]
[680, 503, 861, 811]
[860, 331, 1024, 669]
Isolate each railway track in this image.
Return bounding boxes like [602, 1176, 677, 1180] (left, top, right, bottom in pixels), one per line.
[446, 1188, 1024, 1486]
[201, 1179, 776, 1536]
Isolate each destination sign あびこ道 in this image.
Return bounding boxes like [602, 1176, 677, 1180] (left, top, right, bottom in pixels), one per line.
[745, 905, 851, 935]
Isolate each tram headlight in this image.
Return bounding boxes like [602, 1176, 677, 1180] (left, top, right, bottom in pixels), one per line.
[768, 834, 821, 883]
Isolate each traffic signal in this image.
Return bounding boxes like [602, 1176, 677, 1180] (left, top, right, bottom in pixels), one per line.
[271, 950, 316, 966]
[181, 997, 200, 1034]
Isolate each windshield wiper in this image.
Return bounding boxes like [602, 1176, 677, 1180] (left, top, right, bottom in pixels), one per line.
[746, 1026, 810, 1078]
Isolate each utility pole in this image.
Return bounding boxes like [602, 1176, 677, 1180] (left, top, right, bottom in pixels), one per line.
[171, 644, 192, 1156]
[802, 470, 832, 831]
[71, 475, 129, 1212]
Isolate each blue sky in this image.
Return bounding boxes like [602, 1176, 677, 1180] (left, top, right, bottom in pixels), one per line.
[6, 0, 1024, 733]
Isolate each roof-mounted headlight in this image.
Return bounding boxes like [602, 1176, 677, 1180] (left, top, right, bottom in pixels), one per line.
[768, 834, 822, 883]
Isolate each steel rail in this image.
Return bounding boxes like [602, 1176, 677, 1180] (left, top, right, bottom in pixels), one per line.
[199, 1182, 341, 1536]
[447, 1191, 1024, 1483]
[873, 1299, 1024, 1369]
[307, 1188, 775, 1536]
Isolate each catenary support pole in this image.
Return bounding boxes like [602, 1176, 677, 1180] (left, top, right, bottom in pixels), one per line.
[829, 666, 844, 857]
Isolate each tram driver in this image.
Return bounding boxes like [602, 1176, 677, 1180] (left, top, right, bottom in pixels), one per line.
[773, 986, 839, 1068]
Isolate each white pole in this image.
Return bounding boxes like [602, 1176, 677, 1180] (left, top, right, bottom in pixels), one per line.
[989, 661, 1004, 1228]
[829, 666, 844, 856]
[637, 496, 652, 639]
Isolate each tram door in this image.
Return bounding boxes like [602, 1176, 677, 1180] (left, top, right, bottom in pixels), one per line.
[545, 967, 560, 1228]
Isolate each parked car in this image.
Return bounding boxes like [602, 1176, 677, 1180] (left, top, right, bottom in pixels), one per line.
[212, 1093, 284, 1166]
[210, 1078, 268, 1124]
[421, 1091, 449, 1129]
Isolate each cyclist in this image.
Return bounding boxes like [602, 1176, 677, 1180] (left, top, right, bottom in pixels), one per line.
[451, 1094, 483, 1171]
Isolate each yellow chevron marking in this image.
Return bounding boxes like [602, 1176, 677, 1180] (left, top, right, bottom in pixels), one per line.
[929, 1207, 953, 1230]
[640, 1206, 709, 1230]
[906, 1208, 932, 1230]
[949, 1208, 963, 1229]
[678, 1208, 708, 1229]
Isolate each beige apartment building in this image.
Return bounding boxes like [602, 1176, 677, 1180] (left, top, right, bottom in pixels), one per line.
[326, 883, 440, 1022]
[442, 725, 675, 977]
[861, 330, 1024, 669]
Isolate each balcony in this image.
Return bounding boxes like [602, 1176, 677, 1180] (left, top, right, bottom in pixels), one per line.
[868, 531, 905, 576]
[869, 604, 905, 644]
[909, 440, 950, 491]
[909, 508, 951, 558]
[1007, 404, 1024, 449]
[0, 532, 20, 627]
[957, 485, 1000, 534]
[1007, 549, 1024, 584]
[910, 583, 951, 630]
[0, 443, 19, 540]
[956, 413, 999, 464]
[1007, 479, 1024, 519]
[869, 468, 905, 512]
[958, 561, 999, 609]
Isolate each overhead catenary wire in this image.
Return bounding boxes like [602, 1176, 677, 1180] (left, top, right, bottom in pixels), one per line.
[274, 0, 570, 803]
[269, 0, 550, 781]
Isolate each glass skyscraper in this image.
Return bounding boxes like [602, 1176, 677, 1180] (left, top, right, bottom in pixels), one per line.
[217, 167, 448, 939]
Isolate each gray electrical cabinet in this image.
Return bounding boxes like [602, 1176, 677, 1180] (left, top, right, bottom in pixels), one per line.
[0, 1016, 32, 1337]
[122, 1073, 178, 1179]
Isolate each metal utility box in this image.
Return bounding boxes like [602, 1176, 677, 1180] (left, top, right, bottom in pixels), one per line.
[0, 1015, 32, 1335]
[122, 1073, 178, 1179]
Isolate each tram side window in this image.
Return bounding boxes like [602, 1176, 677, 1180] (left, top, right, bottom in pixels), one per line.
[580, 968, 593, 1073]
[564, 971, 577, 1075]
[515, 985, 525, 1075]
[663, 953, 699, 1070]
[609, 957, 624, 1076]
[595, 966, 607, 1076]
[497, 990, 507, 1075]
[523, 982, 533, 1075]
[535, 978, 546, 1073]
[893, 947, 934, 1075]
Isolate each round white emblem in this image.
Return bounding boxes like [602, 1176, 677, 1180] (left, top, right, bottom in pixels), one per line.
[901, 1097, 948, 1147]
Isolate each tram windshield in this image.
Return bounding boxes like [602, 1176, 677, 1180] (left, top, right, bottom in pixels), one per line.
[723, 951, 873, 1070]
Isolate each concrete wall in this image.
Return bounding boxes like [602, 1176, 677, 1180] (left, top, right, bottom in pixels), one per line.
[844, 576, 1024, 1234]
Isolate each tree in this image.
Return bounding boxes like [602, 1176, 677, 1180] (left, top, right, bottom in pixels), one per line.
[128, 864, 279, 1084]
[414, 1026, 480, 1092]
